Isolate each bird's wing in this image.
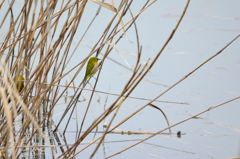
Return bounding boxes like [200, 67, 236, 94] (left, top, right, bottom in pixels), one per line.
[85, 61, 95, 80]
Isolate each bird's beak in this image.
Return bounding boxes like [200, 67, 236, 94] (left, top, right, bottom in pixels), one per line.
[97, 58, 101, 60]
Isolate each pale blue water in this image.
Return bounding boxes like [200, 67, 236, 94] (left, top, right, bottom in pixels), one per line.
[1, 0, 240, 158]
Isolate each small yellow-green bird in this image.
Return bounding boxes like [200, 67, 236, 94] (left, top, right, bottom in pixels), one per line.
[83, 57, 100, 86]
[8, 75, 25, 103]
[16, 75, 25, 92]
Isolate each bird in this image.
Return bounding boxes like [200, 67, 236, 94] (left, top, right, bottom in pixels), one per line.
[16, 75, 25, 92]
[83, 57, 100, 86]
[8, 75, 25, 103]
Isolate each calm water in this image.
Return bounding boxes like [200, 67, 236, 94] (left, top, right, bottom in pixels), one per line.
[1, 0, 240, 158]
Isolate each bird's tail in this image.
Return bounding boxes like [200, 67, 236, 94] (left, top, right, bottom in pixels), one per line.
[82, 76, 88, 87]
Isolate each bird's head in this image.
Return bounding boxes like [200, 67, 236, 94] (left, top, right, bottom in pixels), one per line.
[17, 75, 25, 81]
[89, 57, 100, 62]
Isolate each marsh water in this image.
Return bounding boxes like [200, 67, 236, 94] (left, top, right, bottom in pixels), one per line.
[1, 0, 240, 158]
